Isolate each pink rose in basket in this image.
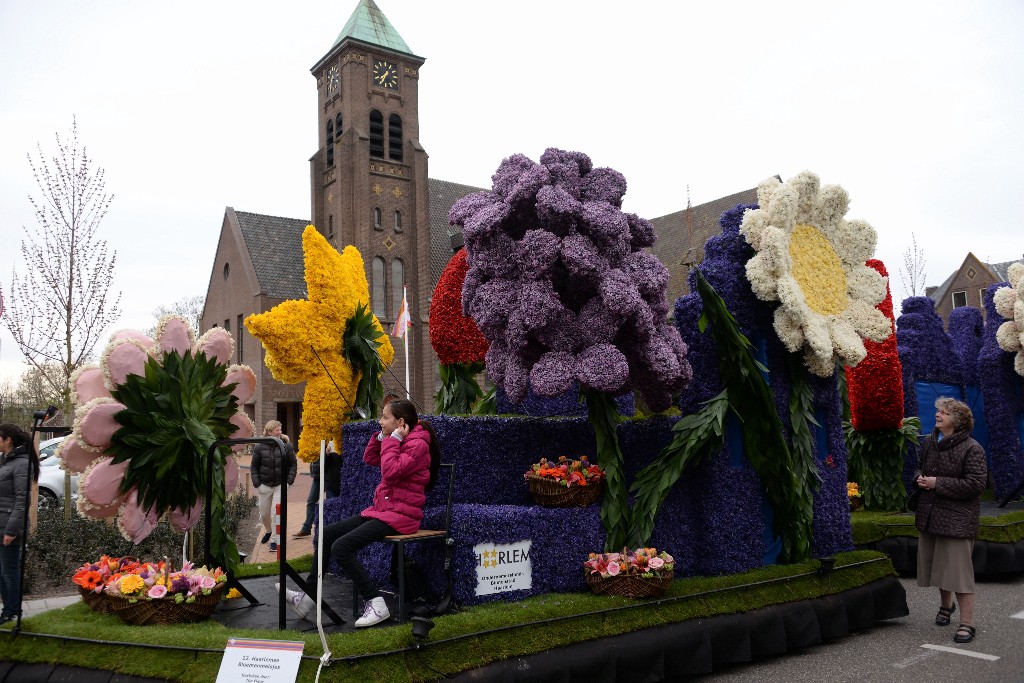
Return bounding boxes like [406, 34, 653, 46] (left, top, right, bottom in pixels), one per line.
[199, 576, 217, 591]
[648, 557, 665, 570]
[147, 585, 167, 599]
[606, 561, 621, 577]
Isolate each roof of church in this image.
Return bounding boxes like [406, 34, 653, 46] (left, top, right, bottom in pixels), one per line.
[428, 178, 486, 285]
[648, 186, 760, 298]
[234, 211, 310, 300]
[331, 0, 414, 57]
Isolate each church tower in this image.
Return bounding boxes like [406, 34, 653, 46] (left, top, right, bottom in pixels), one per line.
[310, 0, 432, 409]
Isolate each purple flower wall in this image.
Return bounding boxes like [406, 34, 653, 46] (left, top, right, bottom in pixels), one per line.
[948, 306, 984, 386]
[979, 284, 1024, 497]
[495, 385, 635, 417]
[674, 204, 852, 561]
[324, 413, 784, 605]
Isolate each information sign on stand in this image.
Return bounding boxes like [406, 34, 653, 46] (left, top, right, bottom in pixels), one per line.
[216, 638, 304, 683]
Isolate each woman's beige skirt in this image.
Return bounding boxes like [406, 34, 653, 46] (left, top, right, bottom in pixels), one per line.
[917, 532, 975, 593]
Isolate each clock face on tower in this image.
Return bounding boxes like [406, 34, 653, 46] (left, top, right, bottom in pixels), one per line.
[327, 65, 340, 94]
[372, 59, 398, 89]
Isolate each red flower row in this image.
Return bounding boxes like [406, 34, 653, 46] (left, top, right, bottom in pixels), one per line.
[429, 249, 489, 365]
[845, 259, 904, 431]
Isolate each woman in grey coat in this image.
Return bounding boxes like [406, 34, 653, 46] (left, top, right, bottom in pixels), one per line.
[914, 398, 987, 644]
[0, 424, 40, 624]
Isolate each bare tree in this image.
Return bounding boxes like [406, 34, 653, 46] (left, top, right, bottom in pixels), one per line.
[2, 119, 121, 415]
[148, 294, 205, 336]
[900, 232, 928, 297]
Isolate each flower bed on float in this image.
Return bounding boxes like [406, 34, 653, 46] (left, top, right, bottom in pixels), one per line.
[982, 274, 1024, 498]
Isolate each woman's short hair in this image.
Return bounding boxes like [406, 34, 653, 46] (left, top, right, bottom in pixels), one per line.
[263, 420, 282, 436]
[935, 397, 974, 433]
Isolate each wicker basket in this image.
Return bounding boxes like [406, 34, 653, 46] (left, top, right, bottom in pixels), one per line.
[78, 585, 113, 613]
[107, 586, 224, 626]
[527, 475, 603, 508]
[849, 497, 864, 512]
[585, 572, 673, 599]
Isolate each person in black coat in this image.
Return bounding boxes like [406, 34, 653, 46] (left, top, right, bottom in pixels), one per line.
[0, 424, 40, 623]
[250, 420, 297, 551]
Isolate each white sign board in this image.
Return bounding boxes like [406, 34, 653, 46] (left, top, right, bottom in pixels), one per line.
[474, 539, 532, 596]
[216, 638, 304, 683]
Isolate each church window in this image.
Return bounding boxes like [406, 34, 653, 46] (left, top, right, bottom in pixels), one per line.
[335, 113, 343, 136]
[223, 263, 230, 280]
[326, 120, 334, 167]
[369, 110, 385, 158]
[373, 207, 382, 231]
[388, 114, 403, 162]
[394, 210, 402, 233]
[372, 256, 386, 318]
[327, 215, 334, 240]
[391, 258, 405, 319]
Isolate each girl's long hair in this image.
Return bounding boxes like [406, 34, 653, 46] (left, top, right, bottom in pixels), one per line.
[0, 423, 40, 482]
[386, 399, 441, 491]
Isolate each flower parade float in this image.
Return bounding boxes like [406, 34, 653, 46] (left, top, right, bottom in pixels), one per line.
[303, 163, 909, 678]
[843, 259, 920, 512]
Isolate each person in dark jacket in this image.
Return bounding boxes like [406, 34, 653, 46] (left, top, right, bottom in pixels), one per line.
[0, 423, 40, 624]
[294, 440, 342, 538]
[914, 397, 987, 644]
[250, 420, 297, 551]
[278, 399, 441, 628]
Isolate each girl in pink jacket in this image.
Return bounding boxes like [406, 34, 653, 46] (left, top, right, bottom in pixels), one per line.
[282, 399, 440, 628]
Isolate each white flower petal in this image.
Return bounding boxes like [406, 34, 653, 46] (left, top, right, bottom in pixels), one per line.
[773, 307, 805, 352]
[846, 265, 886, 307]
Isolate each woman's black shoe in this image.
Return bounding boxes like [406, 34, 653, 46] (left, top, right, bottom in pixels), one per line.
[261, 532, 272, 544]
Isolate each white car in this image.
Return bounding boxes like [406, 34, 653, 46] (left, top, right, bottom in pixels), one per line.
[37, 436, 80, 508]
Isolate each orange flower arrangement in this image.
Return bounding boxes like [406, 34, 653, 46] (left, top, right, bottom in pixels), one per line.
[525, 455, 605, 488]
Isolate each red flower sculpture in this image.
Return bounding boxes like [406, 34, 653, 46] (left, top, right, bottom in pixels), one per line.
[429, 249, 489, 364]
[845, 259, 904, 431]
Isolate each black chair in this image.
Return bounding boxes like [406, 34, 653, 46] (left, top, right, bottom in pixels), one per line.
[353, 463, 455, 624]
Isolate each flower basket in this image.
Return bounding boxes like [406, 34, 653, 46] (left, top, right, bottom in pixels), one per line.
[78, 585, 113, 614]
[107, 585, 225, 626]
[849, 496, 864, 512]
[585, 571, 673, 599]
[527, 474, 603, 508]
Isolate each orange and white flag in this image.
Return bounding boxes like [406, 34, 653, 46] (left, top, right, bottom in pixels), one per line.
[392, 285, 411, 340]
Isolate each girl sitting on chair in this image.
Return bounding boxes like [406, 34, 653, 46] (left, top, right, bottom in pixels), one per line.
[280, 398, 440, 627]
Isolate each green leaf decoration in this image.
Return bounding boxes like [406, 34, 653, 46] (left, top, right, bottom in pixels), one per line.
[342, 302, 386, 418]
[471, 385, 497, 415]
[626, 271, 816, 563]
[108, 350, 241, 570]
[583, 389, 630, 551]
[846, 416, 920, 511]
[435, 361, 485, 414]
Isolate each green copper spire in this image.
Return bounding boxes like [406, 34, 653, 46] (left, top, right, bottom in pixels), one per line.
[332, 0, 413, 55]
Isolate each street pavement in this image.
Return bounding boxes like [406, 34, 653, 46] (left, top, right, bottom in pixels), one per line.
[701, 573, 1024, 682]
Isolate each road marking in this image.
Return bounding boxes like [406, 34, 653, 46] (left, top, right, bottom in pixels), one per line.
[921, 644, 1000, 661]
[893, 649, 940, 668]
[1011, 610, 1024, 620]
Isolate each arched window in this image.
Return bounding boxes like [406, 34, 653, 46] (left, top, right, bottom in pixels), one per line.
[326, 120, 334, 167]
[373, 207, 382, 231]
[388, 113, 403, 162]
[369, 110, 384, 158]
[372, 257, 386, 318]
[327, 215, 334, 240]
[394, 210, 402, 233]
[335, 113, 343, 136]
[391, 258, 405, 319]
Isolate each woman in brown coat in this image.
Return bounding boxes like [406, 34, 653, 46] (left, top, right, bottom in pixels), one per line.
[914, 397, 987, 644]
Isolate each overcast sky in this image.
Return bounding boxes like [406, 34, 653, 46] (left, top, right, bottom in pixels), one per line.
[2, 0, 1023, 383]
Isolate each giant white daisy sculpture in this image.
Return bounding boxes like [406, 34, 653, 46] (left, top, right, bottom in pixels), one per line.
[740, 171, 891, 377]
[993, 262, 1024, 375]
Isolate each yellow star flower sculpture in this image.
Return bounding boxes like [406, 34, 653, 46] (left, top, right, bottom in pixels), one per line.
[245, 226, 394, 462]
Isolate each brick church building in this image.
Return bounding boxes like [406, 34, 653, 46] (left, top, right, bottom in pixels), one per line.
[200, 0, 756, 441]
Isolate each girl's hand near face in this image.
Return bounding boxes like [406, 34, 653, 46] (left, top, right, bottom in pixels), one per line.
[395, 422, 411, 440]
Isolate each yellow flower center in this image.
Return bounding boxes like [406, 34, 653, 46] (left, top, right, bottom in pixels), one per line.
[788, 224, 848, 315]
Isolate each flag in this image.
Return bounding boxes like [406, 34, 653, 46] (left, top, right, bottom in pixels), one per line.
[392, 285, 411, 340]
